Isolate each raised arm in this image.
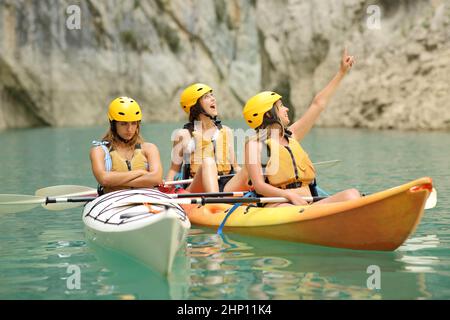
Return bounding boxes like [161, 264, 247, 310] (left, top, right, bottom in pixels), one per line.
[289, 48, 355, 141]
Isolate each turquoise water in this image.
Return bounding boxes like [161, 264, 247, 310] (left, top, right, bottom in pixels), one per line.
[0, 121, 449, 299]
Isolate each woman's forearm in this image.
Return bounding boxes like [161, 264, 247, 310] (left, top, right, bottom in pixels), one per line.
[165, 163, 182, 182]
[313, 48, 354, 109]
[289, 70, 347, 141]
[124, 171, 163, 188]
[253, 182, 288, 198]
[100, 170, 146, 188]
[312, 70, 346, 109]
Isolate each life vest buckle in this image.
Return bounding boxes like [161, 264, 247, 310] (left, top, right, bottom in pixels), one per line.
[280, 181, 303, 190]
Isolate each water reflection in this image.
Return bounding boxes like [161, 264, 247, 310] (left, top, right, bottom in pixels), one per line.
[84, 228, 446, 299]
[182, 228, 441, 300]
[0, 215, 445, 300]
[86, 239, 191, 300]
[398, 235, 441, 252]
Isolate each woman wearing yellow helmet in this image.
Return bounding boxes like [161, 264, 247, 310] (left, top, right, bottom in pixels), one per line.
[243, 48, 361, 207]
[90, 97, 163, 194]
[166, 83, 248, 193]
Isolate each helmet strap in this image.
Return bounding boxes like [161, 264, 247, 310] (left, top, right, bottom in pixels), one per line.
[199, 107, 215, 120]
[190, 103, 222, 129]
[200, 112, 222, 130]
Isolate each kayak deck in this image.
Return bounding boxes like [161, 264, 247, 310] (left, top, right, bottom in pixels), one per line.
[182, 177, 432, 251]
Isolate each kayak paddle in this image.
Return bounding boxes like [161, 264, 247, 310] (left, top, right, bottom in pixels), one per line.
[0, 189, 437, 214]
[0, 185, 98, 213]
[425, 187, 437, 210]
[35, 185, 98, 211]
[1, 180, 437, 214]
[62, 189, 438, 208]
[0, 193, 323, 214]
[0, 194, 97, 214]
[312, 159, 342, 169]
[36, 185, 250, 200]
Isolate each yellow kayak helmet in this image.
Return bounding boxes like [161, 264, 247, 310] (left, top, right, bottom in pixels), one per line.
[180, 83, 213, 114]
[108, 97, 142, 122]
[243, 91, 282, 129]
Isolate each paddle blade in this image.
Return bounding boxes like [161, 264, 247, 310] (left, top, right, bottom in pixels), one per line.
[43, 202, 85, 211]
[425, 188, 437, 210]
[0, 195, 43, 214]
[35, 185, 98, 211]
[35, 185, 97, 197]
[313, 160, 341, 170]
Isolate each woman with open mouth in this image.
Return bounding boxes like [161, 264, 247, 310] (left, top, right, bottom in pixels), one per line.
[166, 84, 249, 193]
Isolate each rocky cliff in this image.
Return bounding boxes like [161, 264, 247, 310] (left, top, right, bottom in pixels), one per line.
[0, 0, 449, 130]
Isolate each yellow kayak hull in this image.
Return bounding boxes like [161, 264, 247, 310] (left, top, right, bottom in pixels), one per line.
[183, 177, 432, 251]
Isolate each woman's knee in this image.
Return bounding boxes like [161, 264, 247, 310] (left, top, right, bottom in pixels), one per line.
[201, 157, 216, 168]
[345, 188, 361, 199]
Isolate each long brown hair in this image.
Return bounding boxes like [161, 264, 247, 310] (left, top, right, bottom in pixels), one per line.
[189, 101, 204, 123]
[102, 121, 144, 149]
[255, 106, 285, 139]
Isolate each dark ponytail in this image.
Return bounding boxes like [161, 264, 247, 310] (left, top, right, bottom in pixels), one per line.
[188, 101, 203, 124]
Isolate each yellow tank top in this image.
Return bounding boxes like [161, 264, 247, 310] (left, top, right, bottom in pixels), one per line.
[264, 137, 316, 188]
[188, 127, 233, 177]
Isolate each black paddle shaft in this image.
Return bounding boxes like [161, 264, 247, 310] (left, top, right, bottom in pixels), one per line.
[45, 195, 328, 206]
[191, 196, 327, 205]
[45, 197, 97, 204]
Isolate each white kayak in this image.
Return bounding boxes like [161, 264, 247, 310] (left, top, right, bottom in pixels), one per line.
[82, 189, 190, 275]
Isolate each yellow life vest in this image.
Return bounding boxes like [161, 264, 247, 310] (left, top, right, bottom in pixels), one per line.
[187, 127, 233, 178]
[264, 137, 316, 189]
[110, 148, 148, 172]
[105, 144, 149, 193]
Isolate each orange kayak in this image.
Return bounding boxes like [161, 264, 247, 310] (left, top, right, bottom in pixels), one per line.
[182, 177, 432, 251]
